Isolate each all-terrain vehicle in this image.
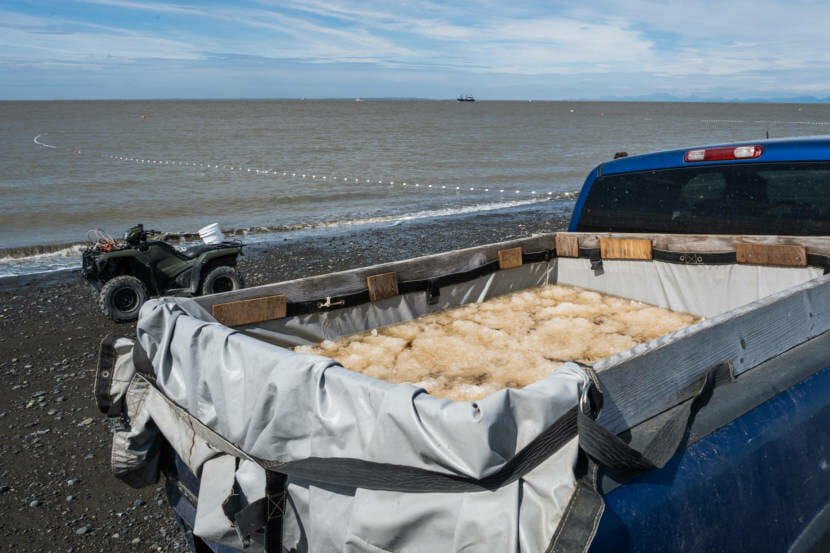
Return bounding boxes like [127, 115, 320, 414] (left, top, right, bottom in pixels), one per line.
[81, 224, 244, 322]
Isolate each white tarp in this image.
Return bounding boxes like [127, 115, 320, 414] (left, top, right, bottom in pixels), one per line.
[128, 294, 587, 553]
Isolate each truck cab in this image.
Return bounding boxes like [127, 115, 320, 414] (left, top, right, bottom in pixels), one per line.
[570, 136, 830, 236]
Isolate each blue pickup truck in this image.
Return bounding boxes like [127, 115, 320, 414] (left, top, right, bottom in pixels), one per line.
[571, 137, 830, 552]
[97, 136, 830, 553]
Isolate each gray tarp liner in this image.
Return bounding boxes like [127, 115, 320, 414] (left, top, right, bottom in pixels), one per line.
[107, 246, 825, 553]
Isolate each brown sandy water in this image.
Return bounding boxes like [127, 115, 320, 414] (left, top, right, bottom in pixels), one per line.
[296, 284, 701, 401]
[6, 99, 829, 258]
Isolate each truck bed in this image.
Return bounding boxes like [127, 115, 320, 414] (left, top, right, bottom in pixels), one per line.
[97, 230, 830, 553]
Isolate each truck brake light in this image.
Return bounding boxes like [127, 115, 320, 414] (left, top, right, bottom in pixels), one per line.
[684, 145, 763, 162]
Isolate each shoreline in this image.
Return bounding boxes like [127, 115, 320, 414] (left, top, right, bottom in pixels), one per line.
[0, 200, 572, 292]
[0, 209, 567, 551]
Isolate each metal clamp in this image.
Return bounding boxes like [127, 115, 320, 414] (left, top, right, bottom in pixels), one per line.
[317, 296, 345, 309]
[578, 366, 603, 417]
[678, 254, 704, 264]
[579, 380, 594, 416]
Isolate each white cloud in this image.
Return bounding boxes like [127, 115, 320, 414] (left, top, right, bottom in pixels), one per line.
[0, 22, 203, 64]
[4, 0, 830, 99]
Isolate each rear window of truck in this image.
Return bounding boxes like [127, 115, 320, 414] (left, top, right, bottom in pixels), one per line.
[576, 162, 830, 235]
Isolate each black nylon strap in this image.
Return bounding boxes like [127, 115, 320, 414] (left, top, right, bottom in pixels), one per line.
[578, 248, 604, 273]
[258, 406, 578, 493]
[233, 498, 266, 547]
[577, 371, 713, 472]
[546, 455, 604, 553]
[264, 471, 287, 552]
[578, 248, 601, 261]
[807, 254, 830, 274]
[95, 335, 118, 415]
[132, 341, 156, 380]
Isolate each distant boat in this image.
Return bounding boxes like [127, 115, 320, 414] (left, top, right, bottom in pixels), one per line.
[355, 98, 364, 102]
[456, 94, 475, 102]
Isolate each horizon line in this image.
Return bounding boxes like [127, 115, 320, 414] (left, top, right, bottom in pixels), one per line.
[3, 97, 830, 104]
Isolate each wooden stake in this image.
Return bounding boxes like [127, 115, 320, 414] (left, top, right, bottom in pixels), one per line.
[736, 243, 807, 267]
[555, 234, 579, 258]
[367, 272, 399, 302]
[600, 238, 653, 260]
[498, 247, 523, 269]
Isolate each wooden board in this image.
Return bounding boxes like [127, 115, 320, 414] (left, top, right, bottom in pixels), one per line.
[211, 295, 286, 327]
[498, 246, 523, 269]
[555, 234, 579, 258]
[736, 242, 807, 267]
[191, 232, 830, 317]
[367, 272, 399, 302]
[600, 237, 653, 260]
[567, 232, 830, 256]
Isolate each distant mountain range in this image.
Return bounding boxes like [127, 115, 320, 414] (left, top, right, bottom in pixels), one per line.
[587, 93, 830, 104]
[12, 95, 829, 103]
[342, 95, 830, 103]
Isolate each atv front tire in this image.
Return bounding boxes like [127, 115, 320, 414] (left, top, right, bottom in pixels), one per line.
[99, 275, 148, 323]
[201, 265, 243, 296]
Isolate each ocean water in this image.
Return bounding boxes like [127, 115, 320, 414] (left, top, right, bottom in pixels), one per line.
[2, 99, 829, 277]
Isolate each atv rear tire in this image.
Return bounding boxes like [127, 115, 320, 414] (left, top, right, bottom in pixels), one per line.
[99, 275, 148, 323]
[201, 265, 243, 296]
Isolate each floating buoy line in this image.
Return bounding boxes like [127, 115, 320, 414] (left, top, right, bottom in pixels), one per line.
[700, 119, 830, 126]
[32, 134, 576, 201]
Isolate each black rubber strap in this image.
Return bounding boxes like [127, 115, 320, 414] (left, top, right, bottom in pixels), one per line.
[523, 249, 555, 264]
[283, 250, 555, 317]
[258, 406, 578, 493]
[285, 290, 371, 317]
[577, 247, 830, 270]
[577, 371, 713, 472]
[652, 249, 737, 265]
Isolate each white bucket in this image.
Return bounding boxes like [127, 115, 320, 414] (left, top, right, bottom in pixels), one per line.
[199, 223, 224, 245]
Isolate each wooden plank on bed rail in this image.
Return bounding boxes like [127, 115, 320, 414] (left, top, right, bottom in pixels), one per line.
[736, 242, 807, 267]
[555, 234, 579, 258]
[211, 294, 287, 327]
[367, 272, 399, 302]
[498, 246, 523, 269]
[600, 237, 653, 260]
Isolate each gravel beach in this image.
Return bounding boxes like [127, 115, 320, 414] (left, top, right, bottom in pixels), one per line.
[0, 209, 567, 552]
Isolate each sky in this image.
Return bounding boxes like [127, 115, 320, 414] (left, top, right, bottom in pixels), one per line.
[2, 0, 830, 101]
